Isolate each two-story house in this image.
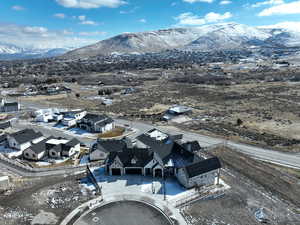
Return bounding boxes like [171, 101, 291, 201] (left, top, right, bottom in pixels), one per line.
[78, 113, 115, 133]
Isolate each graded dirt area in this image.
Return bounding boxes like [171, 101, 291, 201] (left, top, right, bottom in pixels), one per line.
[0, 174, 93, 225]
[74, 200, 172, 225]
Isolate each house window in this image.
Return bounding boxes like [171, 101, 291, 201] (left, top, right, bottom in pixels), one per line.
[131, 158, 137, 164]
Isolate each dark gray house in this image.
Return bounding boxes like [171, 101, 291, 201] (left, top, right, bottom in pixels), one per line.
[90, 139, 127, 161]
[0, 121, 11, 130]
[78, 113, 115, 133]
[103, 129, 221, 188]
[2, 102, 20, 112]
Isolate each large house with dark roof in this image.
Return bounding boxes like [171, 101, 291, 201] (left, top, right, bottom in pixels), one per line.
[90, 139, 127, 161]
[78, 113, 115, 133]
[100, 129, 221, 188]
[7, 129, 44, 151]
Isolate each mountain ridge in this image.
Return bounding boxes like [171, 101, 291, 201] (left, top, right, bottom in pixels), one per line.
[63, 22, 300, 59]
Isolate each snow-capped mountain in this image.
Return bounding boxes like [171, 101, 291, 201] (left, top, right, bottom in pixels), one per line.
[64, 22, 300, 59]
[0, 43, 25, 54]
[0, 42, 72, 60]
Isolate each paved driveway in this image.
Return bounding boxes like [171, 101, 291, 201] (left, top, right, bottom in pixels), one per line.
[82, 167, 189, 202]
[74, 200, 172, 225]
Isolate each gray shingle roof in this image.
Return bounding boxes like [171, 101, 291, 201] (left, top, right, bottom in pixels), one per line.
[65, 138, 80, 147]
[10, 129, 43, 144]
[0, 121, 10, 130]
[184, 157, 221, 178]
[94, 139, 127, 153]
[136, 133, 174, 163]
[107, 148, 153, 167]
[83, 113, 109, 123]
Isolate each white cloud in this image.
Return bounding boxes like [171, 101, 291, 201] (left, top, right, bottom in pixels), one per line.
[78, 15, 86, 21]
[204, 12, 232, 22]
[76, 15, 99, 25]
[174, 11, 232, 26]
[220, 0, 232, 5]
[258, 21, 300, 32]
[0, 23, 102, 49]
[139, 19, 147, 23]
[79, 31, 107, 36]
[252, 0, 284, 8]
[12, 5, 25, 11]
[56, 0, 126, 9]
[120, 6, 138, 14]
[80, 20, 98, 25]
[54, 13, 66, 19]
[258, 1, 300, 16]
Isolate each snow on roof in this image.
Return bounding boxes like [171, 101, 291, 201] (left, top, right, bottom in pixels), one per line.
[46, 138, 69, 145]
[146, 129, 168, 141]
[169, 105, 192, 114]
[0, 176, 9, 182]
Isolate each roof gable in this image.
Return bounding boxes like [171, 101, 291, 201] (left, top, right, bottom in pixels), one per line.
[10, 129, 43, 144]
[185, 157, 221, 178]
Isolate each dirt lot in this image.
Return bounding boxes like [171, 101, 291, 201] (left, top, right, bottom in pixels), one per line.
[0, 174, 93, 225]
[182, 147, 300, 225]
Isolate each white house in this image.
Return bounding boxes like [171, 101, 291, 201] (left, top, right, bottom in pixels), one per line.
[35, 108, 63, 123]
[62, 110, 86, 127]
[176, 157, 221, 188]
[7, 129, 44, 151]
[0, 176, 9, 190]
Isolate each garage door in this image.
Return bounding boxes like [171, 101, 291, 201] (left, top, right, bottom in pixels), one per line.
[111, 168, 121, 176]
[125, 168, 143, 175]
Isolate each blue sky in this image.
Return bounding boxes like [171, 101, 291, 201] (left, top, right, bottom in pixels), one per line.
[0, 0, 300, 49]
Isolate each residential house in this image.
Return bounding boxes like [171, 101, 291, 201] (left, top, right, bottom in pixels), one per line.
[35, 108, 63, 123]
[0, 176, 9, 190]
[62, 110, 86, 127]
[0, 121, 11, 130]
[107, 148, 153, 176]
[47, 138, 80, 158]
[23, 138, 50, 161]
[182, 141, 202, 153]
[23, 136, 80, 161]
[90, 139, 127, 161]
[176, 157, 221, 188]
[1, 102, 20, 112]
[78, 113, 115, 133]
[0, 134, 7, 146]
[163, 105, 192, 121]
[7, 129, 44, 151]
[105, 129, 221, 188]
